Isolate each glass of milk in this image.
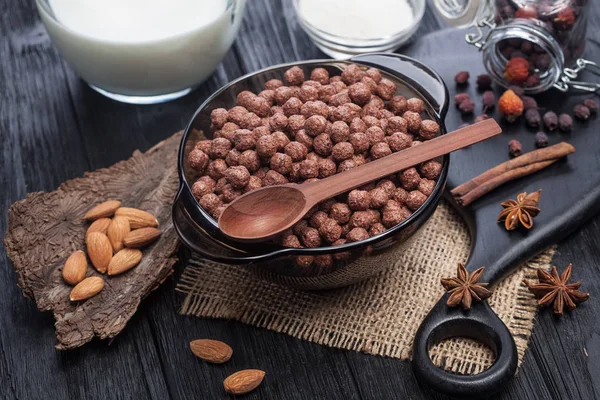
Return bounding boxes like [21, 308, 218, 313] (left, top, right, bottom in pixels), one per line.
[37, 0, 247, 104]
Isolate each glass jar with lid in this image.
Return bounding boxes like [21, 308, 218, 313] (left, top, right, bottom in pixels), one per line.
[434, 0, 598, 94]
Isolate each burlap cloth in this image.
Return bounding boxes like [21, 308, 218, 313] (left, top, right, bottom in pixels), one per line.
[177, 202, 554, 374]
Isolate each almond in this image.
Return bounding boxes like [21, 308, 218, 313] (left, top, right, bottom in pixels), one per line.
[190, 339, 233, 364]
[62, 250, 88, 285]
[107, 248, 143, 276]
[87, 218, 111, 236]
[223, 370, 265, 395]
[123, 227, 161, 248]
[114, 207, 158, 229]
[84, 200, 121, 221]
[70, 276, 104, 301]
[86, 232, 113, 273]
[107, 216, 131, 252]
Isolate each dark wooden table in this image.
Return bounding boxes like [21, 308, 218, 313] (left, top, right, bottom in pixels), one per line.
[1, 1, 599, 399]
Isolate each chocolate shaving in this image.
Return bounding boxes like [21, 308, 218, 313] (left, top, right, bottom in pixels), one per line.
[4, 132, 182, 349]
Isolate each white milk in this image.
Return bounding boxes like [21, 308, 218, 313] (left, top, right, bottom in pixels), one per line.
[38, 0, 246, 100]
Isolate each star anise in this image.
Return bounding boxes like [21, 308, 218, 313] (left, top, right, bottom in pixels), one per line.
[497, 190, 541, 231]
[523, 264, 590, 315]
[440, 264, 493, 310]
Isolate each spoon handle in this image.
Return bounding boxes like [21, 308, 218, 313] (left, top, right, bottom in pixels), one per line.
[302, 119, 502, 202]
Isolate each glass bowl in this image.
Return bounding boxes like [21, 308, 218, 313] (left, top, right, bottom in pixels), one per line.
[292, 0, 426, 59]
[173, 53, 450, 289]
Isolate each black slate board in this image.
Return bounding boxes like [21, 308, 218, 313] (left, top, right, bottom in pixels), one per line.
[402, 28, 600, 396]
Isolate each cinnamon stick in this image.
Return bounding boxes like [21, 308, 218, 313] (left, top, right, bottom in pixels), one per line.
[451, 142, 576, 197]
[456, 159, 557, 206]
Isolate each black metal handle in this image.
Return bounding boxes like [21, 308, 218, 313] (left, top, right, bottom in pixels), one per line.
[412, 296, 518, 397]
[350, 53, 450, 120]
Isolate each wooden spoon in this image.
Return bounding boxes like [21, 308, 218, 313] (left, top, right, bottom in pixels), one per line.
[218, 119, 502, 242]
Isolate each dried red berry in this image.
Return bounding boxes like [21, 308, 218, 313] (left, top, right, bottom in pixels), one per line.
[455, 71, 470, 85]
[454, 93, 471, 106]
[458, 98, 475, 115]
[476, 74, 493, 90]
[558, 113, 573, 132]
[583, 99, 598, 114]
[498, 89, 524, 122]
[553, 7, 575, 31]
[522, 96, 539, 110]
[543, 111, 558, 131]
[525, 74, 541, 88]
[482, 90, 496, 112]
[574, 104, 591, 121]
[525, 108, 541, 128]
[508, 139, 522, 157]
[535, 131, 548, 148]
[504, 57, 530, 85]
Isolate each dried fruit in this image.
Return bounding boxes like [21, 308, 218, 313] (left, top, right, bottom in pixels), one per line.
[114, 207, 158, 229]
[87, 217, 111, 236]
[498, 89, 524, 122]
[497, 190, 541, 230]
[84, 200, 121, 221]
[558, 113, 573, 132]
[62, 250, 87, 285]
[583, 99, 598, 114]
[454, 71, 470, 85]
[190, 339, 233, 363]
[535, 131, 549, 148]
[504, 57, 530, 84]
[476, 74, 492, 90]
[574, 104, 591, 120]
[454, 93, 471, 106]
[508, 139, 522, 157]
[107, 216, 130, 252]
[223, 370, 265, 395]
[508, 85, 525, 98]
[553, 7, 575, 31]
[482, 90, 496, 112]
[70, 276, 104, 301]
[525, 108, 541, 128]
[440, 264, 492, 310]
[123, 227, 161, 248]
[107, 248, 142, 276]
[525, 74, 540, 88]
[521, 96, 538, 110]
[543, 111, 558, 131]
[86, 232, 113, 273]
[458, 98, 475, 115]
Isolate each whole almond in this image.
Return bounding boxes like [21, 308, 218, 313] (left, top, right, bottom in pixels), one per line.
[87, 218, 111, 236]
[223, 370, 265, 395]
[70, 276, 104, 301]
[84, 200, 121, 221]
[107, 248, 143, 276]
[62, 250, 88, 285]
[190, 339, 233, 364]
[123, 227, 161, 248]
[86, 232, 113, 273]
[107, 216, 131, 252]
[115, 207, 158, 229]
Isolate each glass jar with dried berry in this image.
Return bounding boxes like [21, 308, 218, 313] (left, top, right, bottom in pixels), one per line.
[433, 0, 599, 94]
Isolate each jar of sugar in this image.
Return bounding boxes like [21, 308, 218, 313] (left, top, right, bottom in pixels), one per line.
[37, 0, 247, 104]
[293, 0, 426, 59]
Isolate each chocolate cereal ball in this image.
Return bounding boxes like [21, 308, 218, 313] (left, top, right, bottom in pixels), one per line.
[376, 78, 397, 100]
[319, 198, 337, 213]
[365, 68, 382, 83]
[311, 67, 330, 85]
[418, 178, 436, 197]
[301, 227, 321, 248]
[225, 149, 241, 166]
[269, 112, 288, 131]
[403, 111, 422, 133]
[252, 126, 270, 140]
[318, 158, 337, 178]
[382, 199, 404, 228]
[399, 168, 421, 190]
[191, 178, 214, 199]
[210, 108, 228, 130]
[255, 167, 269, 180]
[386, 116, 408, 134]
[245, 175, 263, 192]
[329, 92, 352, 107]
[210, 138, 232, 159]
[227, 106, 248, 125]
[349, 117, 367, 134]
[386, 132, 412, 152]
[282, 97, 303, 117]
[361, 76, 378, 93]
[256, 135, 278, 158]
[287, 114, 305, 132]
[274, 86, 294, 105]
[189, 149, 209, 172]
[349, 211, 374, 229]
[208, 159, 228, 180]
[337, 159, 357, 173]
[420, 160, 443, 180]
[282, 233, 302, 248]
[199, 193, 222, 213]
[419, 120, 440, 140]
[262, 170, 288, 186]
[271, 131, 290, 151]
[369, 187, 390, 209]
[328, 121, 350, 143]
[348, 82, 371, 105]
[288, 163, 302, 182]
[300, 85, 319, 103]
[362, 115, 380, 129]
[313, 133, 333, 156]
[388, 95, 407, 115]
[350, 132, 370, 153]
[393, 187, 409, 204]
[309, 210, 328, 228]
[370, 142, 392, 159]
[232, 129, 256, 151]
[328, 203, 351, 224]
[195, 140, 212, 154]
[376, 180, 396, 196]
[284, 66, 305, 86]
[270, 153, 293, 175]
[284, 141, 308, 162]
[369, 223, 386, 236]
[258, 89, 275, 105]
[301, 100, 329, 118]
[406, 98, 425, 113]
[318, 85, 337, 103]
[305, 115, 328, 137]
[341, 64, 365, 85]
[295, 130, 314, 151]
[331, 104, 359, 123]
[366, 126, 385, 146]
[348, 190, 371, 211]
[240, 112, 262, 129]
[220, 122, 240, 141]
[299, 159, 319, 179]
[346, 227, 369, 243]
[331, 142, 354, 162]
[214, 177, 228, 194]
[293, 220, 310, 237]
[239, 150, 261, 173]
[224, 165, 251, 189]
[264, 79, 284, 90]
[406, 190, 428, 211]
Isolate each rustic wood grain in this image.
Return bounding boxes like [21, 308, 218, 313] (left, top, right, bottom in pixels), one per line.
[0, 0, 599, 399]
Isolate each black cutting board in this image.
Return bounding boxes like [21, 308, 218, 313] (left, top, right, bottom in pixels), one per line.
[401, 28, 600, 396]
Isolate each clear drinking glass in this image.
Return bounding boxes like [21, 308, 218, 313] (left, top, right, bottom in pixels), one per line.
[36, 0, 247, 104]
